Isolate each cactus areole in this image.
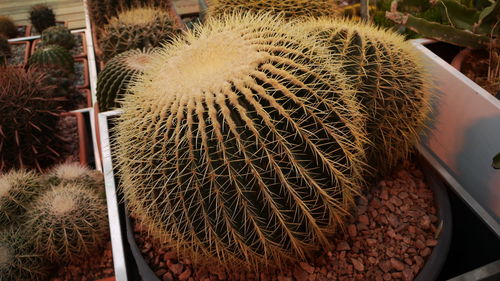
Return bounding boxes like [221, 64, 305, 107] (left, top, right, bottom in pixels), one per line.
[115, 13, 366, 269]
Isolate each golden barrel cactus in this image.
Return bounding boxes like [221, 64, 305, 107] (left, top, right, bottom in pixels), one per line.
[115, 13, 367, 269]
[298, 18, 432, 175]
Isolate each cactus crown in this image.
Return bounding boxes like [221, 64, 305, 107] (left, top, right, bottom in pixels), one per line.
[41, 26, 75, 50]
[0, 16, 18, 38]
[29, 44, 74, 73]
[97, 48, 157, 111]
[100, 7, 178, 61]
[116, 12, 366, 269]
[298, 17, 431, 174]
[0, 170, 41, 225]
[29, 4, 56, 33]
[45, 162, 103, 191]
[208, 0, 339, 18]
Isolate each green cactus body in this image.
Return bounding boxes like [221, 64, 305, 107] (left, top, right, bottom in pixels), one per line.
[29, 4, 56, 33]
[99, 7, 178, 62]
[25, 183, 108, 264]
[208, 0, 339, 18]
[29, 44, 74, 73]
[0, 16, 18, 38]
[298, 18, 431, 175]
[0, 67, 66, 172]
[0, 228, 50, 281]
[45, 162, 104, 192]
[97, 48, 156, 111]
[0, 36, 10, 65]
[0, 170, 42, 225]
[115, 13, 367, 269]
[41, 26, 76, 50]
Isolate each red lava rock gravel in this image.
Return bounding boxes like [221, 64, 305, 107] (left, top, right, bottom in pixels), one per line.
[133, 161, 441, 281]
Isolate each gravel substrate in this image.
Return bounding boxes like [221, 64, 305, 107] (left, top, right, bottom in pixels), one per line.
[56, 114, 79, 163]
[70, 33, 84, 57]
[49, 240, 115, 281]
[133, 161, 440, 281]
[6, 43, 26, 66]
[74, 60, 86, 88]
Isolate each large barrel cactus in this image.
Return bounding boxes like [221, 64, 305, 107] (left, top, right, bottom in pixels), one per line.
[115, 13, 367, 269]
[298, 18, 431, 175]
[208, 0, 338, 18]
[97, 48, 157, 111]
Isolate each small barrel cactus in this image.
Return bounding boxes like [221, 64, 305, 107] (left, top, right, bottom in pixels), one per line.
[41, 26, 75, 50]
[0, 170, 42, 225]
[297, 18, 432, 175]
[115, 13, 367, 269]
[29, 4, 56, 33]
[0, 16, 18, 38]
[0, 227, 50, 281]
[99, 7, 178, 61]
[45, 162, 104, 191]
[29, 44, 74, 73]
[0, 67, 66, 172]
[25, 183, 109, 264]
[0, 35, 10, 65]
[97, 48, 157, 111]
[208, 0, 339, 19]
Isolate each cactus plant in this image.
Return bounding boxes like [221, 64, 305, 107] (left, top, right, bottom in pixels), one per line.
[0, 170, 42, 226]
[29, 4, 57, 33]
[25, 183, 108, 263]
[45, 162, 104, 191]
[386, 0, 499, 48]
[0, 66, 66, 172]
[208, 0, 339, 19]
[41, 26, 75, 50]
[0, 35, 10, 65]
[0, 227, 50, 281]
[298, 18, 432, 175]
[115, 13, 367, 269]
[29, 44, 74, 73]
[97, 48, 157, 111]
[99, 7, 178, 61]
[0, 16, 18, 38]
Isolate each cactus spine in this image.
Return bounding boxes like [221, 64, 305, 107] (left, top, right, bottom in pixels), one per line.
[97, 48, 156, 111]
[25, 183, 108, 263]
[115, 13, 367, 269]
[29, 4, 57, 33]
[0, 16, 18, 38]
[45, 162, 104, 191]
[298, 18, 431, 175]
[29, 44, 74, 73]
[0, 228, 50, 281]
[0, 170, 42, 225]
[41, 26, 76, 50]
[208, 0, 339, 19]
[99, 7, 178, 61]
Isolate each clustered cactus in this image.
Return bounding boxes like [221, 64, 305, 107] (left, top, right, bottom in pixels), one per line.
[25, 183, 108, 263]
[0, 16, 18, 38]
[0, 170, 41, 225]
[29, 4, 56, 33]
[0, 67, 66, 172]
[41, 26, 75, 50]
[44, 162, 103, 191]
[116, 13, 367, 269]
[298, 17, 431, 174]
[97, 48, 157, 111]
[208, 0, 339, 19]
[99, 7, 178, 61]
[0, 35, 10, 65]
[29, 44, 74, 73]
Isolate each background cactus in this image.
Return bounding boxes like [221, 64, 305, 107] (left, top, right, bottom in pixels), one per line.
[45, 162, 104, 192]
[207, 0, 339, 19]
[41, 26, 75, 50]
[298, 18, 431, 175]
[29, 44, 74, 73]
[97, 48, 156, 111]
[0, 227, 50, 281]
[115, 13, 367, 269]
[0, 35, 10, 65]
[29, 4, 57, 33]
[99, 7, 178, 61]
[0, 170, 42, 226]
[25, 183, 108, 264]
[0, 16, 18, 38]
[0, 66, 66, 172]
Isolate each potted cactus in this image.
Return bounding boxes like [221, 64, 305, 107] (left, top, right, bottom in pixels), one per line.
[98, 13, 452, 281]
[31, 28, 88, 58]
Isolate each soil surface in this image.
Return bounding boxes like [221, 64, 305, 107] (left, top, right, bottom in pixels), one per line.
[6, 43, 26, 66]
[70, 33, 84, 57]
[461, 49, 500, 98]
[74, 60, 86, 88]
[132, 161, 441, 281]
[56, 115, 79, 163]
